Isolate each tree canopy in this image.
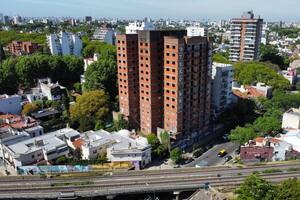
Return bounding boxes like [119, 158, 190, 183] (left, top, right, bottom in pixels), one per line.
[260, 44, 290, 69]
[84, 58, 117, 101]
[233, 61, 290, 90]
[0, 55, 84, 94]
[170, 147, 182, 164]
[229, 126, 258, 145]
[236, 174, 276, 200]
[237, 175, 300, 200]
[70, 90, 109, 131]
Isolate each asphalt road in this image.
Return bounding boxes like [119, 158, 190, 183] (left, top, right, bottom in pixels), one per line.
[185, 142, 240, 167]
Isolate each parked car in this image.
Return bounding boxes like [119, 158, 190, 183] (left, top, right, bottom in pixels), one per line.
[184, 158, 194, 164]
[193, 148, 204, 158]
[224, 155, 233, 162]
[218, 149, 227, 157]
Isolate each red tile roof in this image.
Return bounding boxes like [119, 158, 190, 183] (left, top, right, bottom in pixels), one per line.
[73, 138, 84, 149]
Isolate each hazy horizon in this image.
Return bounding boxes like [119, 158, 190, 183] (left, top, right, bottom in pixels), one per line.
[1, 0, 300, 21]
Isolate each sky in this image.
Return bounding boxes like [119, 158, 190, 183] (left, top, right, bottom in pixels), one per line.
[0, 0, 299, 21]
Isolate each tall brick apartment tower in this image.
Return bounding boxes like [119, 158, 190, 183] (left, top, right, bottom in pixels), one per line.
[117, 31, 212, 141]
[163, 36, 212, 140]
[116, 34, 140, 129]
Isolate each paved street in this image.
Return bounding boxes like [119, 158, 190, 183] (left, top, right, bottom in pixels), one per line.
[185, 142, 240, 167]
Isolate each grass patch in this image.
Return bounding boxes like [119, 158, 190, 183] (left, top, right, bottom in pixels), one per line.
[262, 169, 282, 174]
[287, 167, 300, 172]
[252, 171, 261, 175]
[51, 181, 94, 187]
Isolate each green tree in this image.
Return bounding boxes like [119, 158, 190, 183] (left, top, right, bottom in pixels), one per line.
[22, 103, 39, 116]
[233, 61, 290, 90]
[236, 175, 276, 200]
[275, 178, 300, 200]
[112, 114, 129, 131]
[0, 58, 19, 94]
[84, 58, 117, 101]
[229, 126, 257, 144]
[253, 116, 281, 135]
[160, 131, 171, 152]
[0, 44, 5, 62]
[260, 44, 290, 69]
[70, 90, 109, 132]
[73, 82, 82, 93]
[170, 148, 182, 164]
[213, 52, 230, 64]
[147, 134, 160, 150]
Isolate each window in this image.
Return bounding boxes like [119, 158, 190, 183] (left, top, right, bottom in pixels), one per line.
[172, 77, 175, 80]
[118, 40, 121, 43]
[166, 45, 170, 49]
[145, 43, 148, 46]
[172, 61, 176, 65]
[172, 69, 176, 72]
[172, 45, 176, 49]
[166, 52, 170, 56]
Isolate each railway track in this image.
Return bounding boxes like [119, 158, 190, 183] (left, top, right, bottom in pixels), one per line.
[0, 171, 299, 198]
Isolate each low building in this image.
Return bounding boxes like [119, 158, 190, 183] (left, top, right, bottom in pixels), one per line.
[278, 129, 300, 152]
[280, 68, 297, 85]
[8, 41, 40, 55]
[290, 59, 300, 69]
[0, 94, 22, 114]
[81, 53, 99, 84]
[93, 27, 115, 45]
[282, 108, 300, 130]
[38, 78, 66, 101]
[125, 21, 155, 34]
[232, 82, 272, 99]
[186, 26, 208, 37]
[240, 146, 274, 162]
[75, 129, 151, 169]
[2, 128, 80, 169]
[0, 114, 44, 138]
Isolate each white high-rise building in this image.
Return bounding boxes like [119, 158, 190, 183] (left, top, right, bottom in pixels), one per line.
[93, 27, 115, 45]
[229, 11, 263, 61]
[13, 16, 22, 25]
[211, 63, 233, 114]
[47, 32, 82, 56]
[186, 26, 208, 37]
[125, 21, 155, 34]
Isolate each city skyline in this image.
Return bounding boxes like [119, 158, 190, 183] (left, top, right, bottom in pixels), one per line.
[1, 0, 300, 21]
